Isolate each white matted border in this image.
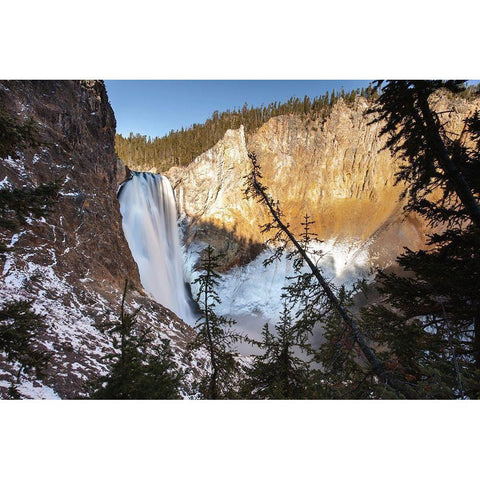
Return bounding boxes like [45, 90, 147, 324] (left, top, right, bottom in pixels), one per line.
[0, 400, 478, 479]
[1, 1, 479, 478]
[2, 0, 480, 79]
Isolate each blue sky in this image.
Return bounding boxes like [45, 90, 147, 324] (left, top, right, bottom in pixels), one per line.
[105, 80, 373, 138]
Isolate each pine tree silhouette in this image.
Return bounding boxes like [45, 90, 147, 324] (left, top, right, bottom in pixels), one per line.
[90, 280, 183, 399]
[189, 245, 244, 399]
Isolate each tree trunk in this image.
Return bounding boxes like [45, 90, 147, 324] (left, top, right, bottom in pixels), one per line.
[248, 156, 388, 385]
[204, 266, 218, 400]
[414, 82, 480, 228]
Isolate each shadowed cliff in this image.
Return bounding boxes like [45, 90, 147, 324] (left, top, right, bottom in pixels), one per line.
[0, 81, 204, 398]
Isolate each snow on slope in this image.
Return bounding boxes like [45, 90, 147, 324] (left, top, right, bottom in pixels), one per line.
[186, 238, 373, 339]
[0, 224, 206, 399]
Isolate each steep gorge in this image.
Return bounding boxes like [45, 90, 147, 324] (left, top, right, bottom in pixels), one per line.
[167, 94, 480, 270]
[163, 93, 480, 331]
[0, 81, 204, 398]
[1, 82, 478, 398]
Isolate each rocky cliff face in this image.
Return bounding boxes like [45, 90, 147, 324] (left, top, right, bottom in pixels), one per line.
[0, 81, 202, 399]
[3, 83, 472, 397]
[168, 94, 480, 270]
[168, 126, 266, 269]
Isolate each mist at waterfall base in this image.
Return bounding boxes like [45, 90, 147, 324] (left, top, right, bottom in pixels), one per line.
[118, 172, 196, 325]
[185, 239, 374, 354]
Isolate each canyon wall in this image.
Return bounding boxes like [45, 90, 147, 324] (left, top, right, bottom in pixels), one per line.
[2, 82, 476, 398]
[0, 81, 202, 398]
[168, 94, 480, 269]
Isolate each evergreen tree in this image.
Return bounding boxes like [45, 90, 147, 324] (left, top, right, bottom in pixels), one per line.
[370, 80, 480, 227]
[0, 111, 60, 253]
[260, 211, 381, 399]
[282, 214, 329, 335]
[189, 245, 243, 399]
[279, 215, 379, 398]
[0, 300, 51, 397]
[359, 258, 477, 399]
[241, 301, 318, 399]
[0, 112, 59, 396]
[0, 111, 40, 159]
[238, 214, 325, 399]
[315, 283, 396, 399]
[244, 152, 395, 395]
[0, 182, 60, 234]
[360, 80, 480, 398]
[90, 280, 183, 399]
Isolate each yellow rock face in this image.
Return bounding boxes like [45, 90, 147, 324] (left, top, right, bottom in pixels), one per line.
[167, 94, 480, 269]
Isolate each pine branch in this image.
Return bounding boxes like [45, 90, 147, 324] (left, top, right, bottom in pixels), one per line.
[245, 152, 389, 385]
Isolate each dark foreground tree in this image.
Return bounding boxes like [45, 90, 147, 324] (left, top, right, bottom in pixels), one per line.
[360, 81, 480, 398]
[0, 110, 41, 159]
[371, 80, 480, 227]
[0, 109, 60, 254]
[189, 245, 243, 399]
[0, 300, 51, 398]
[0, 182, 60, 238]
[90, 280, 183, 399]
[247, 201, 387, 398]
[241, 301, 319, 399]
[0, 184, 57, 396]
[0, 112, 59, 397]
[244, 152, 400, 396]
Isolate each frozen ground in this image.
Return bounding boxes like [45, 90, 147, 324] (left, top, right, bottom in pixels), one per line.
[185, 238, 374, 342]
[0, 224, 207, 399]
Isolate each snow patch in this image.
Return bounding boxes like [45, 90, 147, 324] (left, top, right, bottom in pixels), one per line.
[0, 176, 11, 188]
[188, 238, 373, 323]
[16, 379, 61, 400]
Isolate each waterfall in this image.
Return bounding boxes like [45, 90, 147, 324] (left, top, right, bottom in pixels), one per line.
[118, 172, 195, 325]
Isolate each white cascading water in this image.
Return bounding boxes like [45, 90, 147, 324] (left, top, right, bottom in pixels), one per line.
[118, 172, 195, 325]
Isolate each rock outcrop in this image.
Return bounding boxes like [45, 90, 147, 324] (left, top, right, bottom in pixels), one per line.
[3, 82, 474, 398]
[167, 94, 480, 269]
[0, 81, 202, 398]
[168, 126, 266, 268]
